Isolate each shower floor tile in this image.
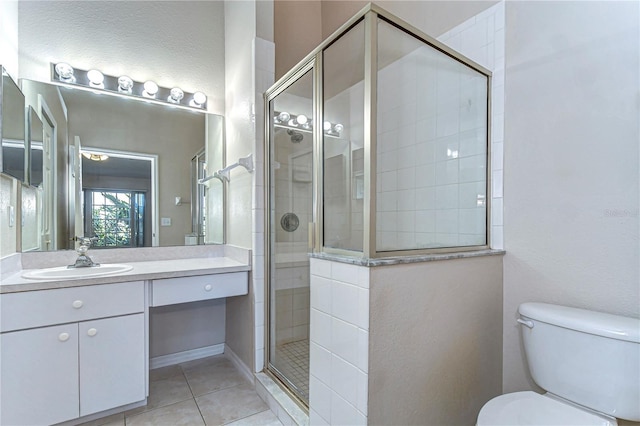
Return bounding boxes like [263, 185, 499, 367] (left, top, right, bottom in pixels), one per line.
[275, 339, 309, 401]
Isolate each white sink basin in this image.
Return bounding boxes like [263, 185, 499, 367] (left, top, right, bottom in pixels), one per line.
[22, 264, 133, 280]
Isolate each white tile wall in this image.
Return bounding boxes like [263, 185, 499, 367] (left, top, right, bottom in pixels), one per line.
[374, 1, 506, 251]
[437, 1, 506, 250]
[254, 36, 275, 373]
[309, 258, 369, 425]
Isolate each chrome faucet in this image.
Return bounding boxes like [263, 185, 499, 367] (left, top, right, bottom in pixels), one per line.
[68, 237, 100, 269]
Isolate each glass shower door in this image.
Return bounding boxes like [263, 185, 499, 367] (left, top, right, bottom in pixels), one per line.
[267, 69, 314, 405]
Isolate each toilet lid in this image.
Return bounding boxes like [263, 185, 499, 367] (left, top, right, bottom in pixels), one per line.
[477, 392, 617, 426]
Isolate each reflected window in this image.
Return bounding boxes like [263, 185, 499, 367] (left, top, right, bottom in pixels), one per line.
[85, 190, 145, 248]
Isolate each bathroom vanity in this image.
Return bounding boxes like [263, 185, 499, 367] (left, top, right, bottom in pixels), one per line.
[0, 246, 250, 425]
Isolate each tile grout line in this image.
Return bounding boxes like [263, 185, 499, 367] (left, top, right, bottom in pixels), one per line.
[180, 365, 207, 425]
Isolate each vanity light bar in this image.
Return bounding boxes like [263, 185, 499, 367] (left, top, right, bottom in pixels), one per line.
[273, 111, 343, 137]
[51, 63, 207, 111]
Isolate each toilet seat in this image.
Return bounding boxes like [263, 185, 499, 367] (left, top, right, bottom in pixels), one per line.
[476, 391, 617, 426]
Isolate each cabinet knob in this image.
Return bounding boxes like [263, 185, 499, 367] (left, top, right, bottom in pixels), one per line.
[87, 328, 98, 337]
[72, 300, 84, 309]
[58, 332, 70, 342]
[204, 284, 212, 291]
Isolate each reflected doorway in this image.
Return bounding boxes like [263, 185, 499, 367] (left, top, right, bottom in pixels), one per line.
[80, 149, 158, 247]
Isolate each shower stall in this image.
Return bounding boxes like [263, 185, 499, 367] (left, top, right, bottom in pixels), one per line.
[264, 4, 491, 408]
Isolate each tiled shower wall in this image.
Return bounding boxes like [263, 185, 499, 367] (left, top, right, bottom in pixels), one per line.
[376, 2, 505, 251]
[253, 37, 275, 373]
[438, 2, 505, 249]
[309, 258, 369, 425]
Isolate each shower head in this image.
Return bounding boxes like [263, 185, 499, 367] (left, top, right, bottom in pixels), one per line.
[287, 129, 304, 143]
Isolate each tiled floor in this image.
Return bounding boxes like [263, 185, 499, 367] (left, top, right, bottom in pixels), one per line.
[81, 355, 283, 426]
[274, 339, 309, 401]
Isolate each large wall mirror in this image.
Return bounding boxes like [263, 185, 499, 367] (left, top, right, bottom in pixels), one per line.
[20, 79, 224, 252]
[1, 67, 26, 182]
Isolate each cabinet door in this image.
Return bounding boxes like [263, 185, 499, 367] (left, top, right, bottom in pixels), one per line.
[1, 324, 79, 425]
[79, 313, 145, 416]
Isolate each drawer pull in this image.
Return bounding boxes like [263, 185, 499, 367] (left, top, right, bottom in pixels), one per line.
[72, 300, 84, 309]
[87, 328, 98, 337]
[204, 284, 212, 291]
[58, 332, 70, 342]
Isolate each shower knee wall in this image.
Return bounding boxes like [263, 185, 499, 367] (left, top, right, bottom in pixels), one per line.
[308, 254, 503, 425]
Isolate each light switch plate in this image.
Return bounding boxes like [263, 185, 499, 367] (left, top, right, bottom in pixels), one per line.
[161, 217, 172, 226]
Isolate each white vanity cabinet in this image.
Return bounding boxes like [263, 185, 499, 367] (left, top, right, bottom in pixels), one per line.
[0, 281, 146, 426]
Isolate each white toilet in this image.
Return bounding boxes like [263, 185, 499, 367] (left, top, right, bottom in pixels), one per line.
[477, 302, 640, 425]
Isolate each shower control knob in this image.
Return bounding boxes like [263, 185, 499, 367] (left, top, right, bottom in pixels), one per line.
[72, 300, 83, 309]
[204, 284, 212, 291]
[58, 333, 70, 342]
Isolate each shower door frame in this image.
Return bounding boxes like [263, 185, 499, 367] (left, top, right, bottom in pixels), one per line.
[264, 57, 321, 409]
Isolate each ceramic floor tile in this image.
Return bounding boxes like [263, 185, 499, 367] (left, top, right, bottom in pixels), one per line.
[150, 364, 184, 381]
[225, 409, 283, 426]
[125, 399, 205, 426]
[126, 372, 193, 416]
[195, 383, 269, 425]
[183, 357, 249, 397]
[79, 412, 125, 426]
[180, 354, 230, 373]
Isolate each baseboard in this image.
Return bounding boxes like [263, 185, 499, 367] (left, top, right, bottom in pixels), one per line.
[150, 343, 225, 369]
[224, 345, 255, 385]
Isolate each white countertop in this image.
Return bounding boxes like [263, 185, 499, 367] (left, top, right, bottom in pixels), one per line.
[1, 257, 250, 294]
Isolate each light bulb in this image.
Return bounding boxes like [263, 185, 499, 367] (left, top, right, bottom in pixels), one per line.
[55, 63, 75, 82]
[168, 87, 184, 103]
[295, 114, 308, 125]
[333, 123, 344, 133]
[192, 92, 207, 106]
[277, 112, 290, 122]
[323, 121, 332, 131]
[143, 80, 159, 97]
[118, 76, 133, 94]
[87, 69, 104, 87]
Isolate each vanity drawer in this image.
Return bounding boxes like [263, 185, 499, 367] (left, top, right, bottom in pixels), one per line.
[0, 281, 145, 333]
[151, 272, 248, 307]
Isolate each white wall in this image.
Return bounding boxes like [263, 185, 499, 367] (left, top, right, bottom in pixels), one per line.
[18, 1, 225, 115]
[223, 0, 275, 374]
[0, 0, 18, 80]
[502, 0, 640, 396]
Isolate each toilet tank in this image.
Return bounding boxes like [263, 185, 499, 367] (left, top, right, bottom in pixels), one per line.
[519, 303, 640, 421]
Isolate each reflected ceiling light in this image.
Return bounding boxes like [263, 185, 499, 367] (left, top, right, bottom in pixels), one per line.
[273, 111, 344, 137]
[55, 62, 75, 82]
[168, 87, 184, 103]
[118, 75, 134, 94]
[191, 91, 207, 108]
[82, 152, 109, 162]
[143, 80, 159, 98]
[295, 114, 308, 125]
[277, 111, 290, 123]
[87, 69, 104, 87]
